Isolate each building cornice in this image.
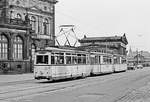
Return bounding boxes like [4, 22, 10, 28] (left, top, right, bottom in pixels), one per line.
[39, 0, 58, 4]
[9, 5, 54, 15]
[0, 23, 30, 30]
[79, 36, 128, 45]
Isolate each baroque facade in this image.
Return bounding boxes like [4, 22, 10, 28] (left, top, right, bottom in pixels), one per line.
[78, 34, 128, 56]
[0, 0, 57, 73]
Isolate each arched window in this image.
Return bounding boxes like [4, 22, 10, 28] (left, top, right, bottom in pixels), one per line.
[0, 34, 8, 59]
[43, 18, 49, 35]
[31, 16, 36, 31]
[13, 36, 23, 59]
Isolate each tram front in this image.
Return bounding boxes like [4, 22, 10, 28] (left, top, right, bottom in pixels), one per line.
[34, 51, 52, 80]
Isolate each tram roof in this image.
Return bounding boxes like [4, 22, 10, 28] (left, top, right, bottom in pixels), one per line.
[36, 47, 126, 57]
[37, 47, 89, 53]
[91, 51, 112, 56]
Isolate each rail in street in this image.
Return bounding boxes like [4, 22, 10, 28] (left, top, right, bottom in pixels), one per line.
[0, 72, 128, 101]
[0, 68, 150, 102]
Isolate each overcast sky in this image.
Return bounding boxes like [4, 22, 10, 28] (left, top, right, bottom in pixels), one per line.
[55, 0, 150, 52]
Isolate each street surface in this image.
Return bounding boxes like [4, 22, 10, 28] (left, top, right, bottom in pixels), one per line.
[1, 68, 150, 102]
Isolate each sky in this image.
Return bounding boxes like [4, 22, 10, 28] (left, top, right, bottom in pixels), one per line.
[55, 0, 150, 52]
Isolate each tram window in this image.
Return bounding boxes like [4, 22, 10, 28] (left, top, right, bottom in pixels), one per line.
[103, 56, 107, 64]
[66, 53, 71, 64]
[95, 56, 99, 64]
[90, 57, 95, 65]
[99, 56, 101, 64]
[114, 57, 119, 64]
[51, 53, 64, 65]
[77, 54, 86, 64]
[86, 56, 90, 64]
[122, 58, 126, 64]
[103, 56, 112, 64]
[55, 56, 64, 64]
[51, 56, 55, 64]
[36, 55, 48, 64]
[66, 53, 71, 55]
[59, 56, 64, 64]
[72, 56, 77, 64]
[66, 56, 71, 64]
[114, 59, 118, 64]
[78, 57, 82, 64]
[83, 57, 86, 64]
[81, 54, 86, 64]
[107, 58, 112, 64]
[77, 54, 81, 64]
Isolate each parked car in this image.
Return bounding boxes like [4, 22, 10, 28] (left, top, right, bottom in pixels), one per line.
[127, 63, 135, 70]
[137, 64, 143, 69]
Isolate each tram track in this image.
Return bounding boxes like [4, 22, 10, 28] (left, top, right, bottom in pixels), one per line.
[0, 72, 130, 101]
[0, 79, 90, 100]
[0, 83, 80, 100]
[0, 79, 35, 87]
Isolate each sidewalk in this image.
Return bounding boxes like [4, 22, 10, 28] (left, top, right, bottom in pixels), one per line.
[0, 73, 34, 83]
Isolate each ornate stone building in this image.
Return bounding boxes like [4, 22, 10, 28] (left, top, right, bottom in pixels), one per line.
[0, 0, 57, 73]
[78, 34, 128, 56]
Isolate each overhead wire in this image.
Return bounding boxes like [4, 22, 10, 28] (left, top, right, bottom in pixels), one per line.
[55, 9, 101, 36]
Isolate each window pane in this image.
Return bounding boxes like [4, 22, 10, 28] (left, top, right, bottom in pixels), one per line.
[66, 56, 71, 64]
[51, 56, 55, 64]
[0, 35, 8, 59]
[13, 36, 23, 59]
[36, 55, 48, 64]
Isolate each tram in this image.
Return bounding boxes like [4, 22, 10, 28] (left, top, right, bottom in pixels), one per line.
[34, 47, 127, 80]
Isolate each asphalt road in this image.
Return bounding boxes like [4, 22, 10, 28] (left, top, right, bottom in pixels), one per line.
[1, 68, 150, 102]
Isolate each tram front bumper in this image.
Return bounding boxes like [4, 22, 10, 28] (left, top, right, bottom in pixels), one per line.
[34, 71, 52, 80]
[34, 75, 52, 80]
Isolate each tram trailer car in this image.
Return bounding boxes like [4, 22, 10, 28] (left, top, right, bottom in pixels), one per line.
[34, 47, 127, 80]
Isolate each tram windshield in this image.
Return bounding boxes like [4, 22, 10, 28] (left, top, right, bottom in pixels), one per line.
[36, 55, 48, 64]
